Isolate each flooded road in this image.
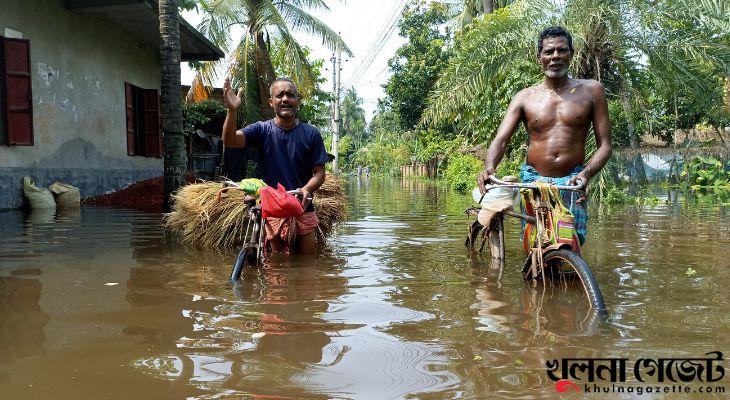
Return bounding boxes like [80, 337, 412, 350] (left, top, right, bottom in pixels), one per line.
[1, 178, 728, 399]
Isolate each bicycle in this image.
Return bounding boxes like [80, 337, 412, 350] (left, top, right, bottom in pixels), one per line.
[466, 175, 606, 313]
[222, 180, 305, 281]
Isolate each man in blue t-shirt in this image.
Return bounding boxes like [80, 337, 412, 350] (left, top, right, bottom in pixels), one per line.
[222, 77, 329, 253]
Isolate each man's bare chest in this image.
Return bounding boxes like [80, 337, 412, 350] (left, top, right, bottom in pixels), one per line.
[522, 92, 593, 132]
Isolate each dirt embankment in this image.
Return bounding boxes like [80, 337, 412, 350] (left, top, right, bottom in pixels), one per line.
[83, 175, 196, 212]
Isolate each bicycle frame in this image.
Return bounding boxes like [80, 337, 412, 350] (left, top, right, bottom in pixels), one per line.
[228, 183, 305, 281]
[467, 176, 607, 314]
[468, 175, 585, 276]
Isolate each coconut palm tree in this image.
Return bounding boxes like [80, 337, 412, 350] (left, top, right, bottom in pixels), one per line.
[160, 0, 187, 211]
[194, 0, 351, 122]
[341, 87, 367, 147]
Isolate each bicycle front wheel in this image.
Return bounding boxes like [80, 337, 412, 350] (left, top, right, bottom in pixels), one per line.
[542, 249, 606, 313]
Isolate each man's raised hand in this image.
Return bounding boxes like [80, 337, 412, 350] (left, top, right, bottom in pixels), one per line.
[223, 78, 243, 111]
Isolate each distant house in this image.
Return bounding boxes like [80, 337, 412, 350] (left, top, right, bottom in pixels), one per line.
[0, 0, 223, 210]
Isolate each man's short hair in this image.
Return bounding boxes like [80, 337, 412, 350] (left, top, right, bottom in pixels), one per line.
[269, 78, 298, 97]
[537, 26, 573, 54]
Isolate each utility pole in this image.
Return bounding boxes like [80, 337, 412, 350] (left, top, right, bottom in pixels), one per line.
[330, 47, 342, 175]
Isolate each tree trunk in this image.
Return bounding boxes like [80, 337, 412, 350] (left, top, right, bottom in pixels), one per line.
[160, 0, 186, 212]
[483, 0, 494, 14]
[254, 31, 276, 120]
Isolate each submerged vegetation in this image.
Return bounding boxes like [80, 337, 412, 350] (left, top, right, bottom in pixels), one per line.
[682, 156, 730, 190]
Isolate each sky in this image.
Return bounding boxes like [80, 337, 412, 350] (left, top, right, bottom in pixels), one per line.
[180, 0, 409, 122]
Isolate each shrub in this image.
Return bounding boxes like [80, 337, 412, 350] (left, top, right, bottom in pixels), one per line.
[444, 153, 483, 192]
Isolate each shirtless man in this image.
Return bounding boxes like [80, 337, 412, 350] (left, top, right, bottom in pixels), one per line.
[477, 26, 613, 244]
[222, 77, 329, 253]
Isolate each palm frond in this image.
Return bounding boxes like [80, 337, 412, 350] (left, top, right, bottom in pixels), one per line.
[422, 1, 547, 127]
[670, 0, 730, 34]
[270, 33, 318, 97]
[228, 36, 263, 124]
[274, 0, 330, 12]
[275, 2, 353, 55]
[198, 0, 250, 51]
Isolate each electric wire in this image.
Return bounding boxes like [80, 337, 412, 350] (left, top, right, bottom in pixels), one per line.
[343, 0, 407, 88]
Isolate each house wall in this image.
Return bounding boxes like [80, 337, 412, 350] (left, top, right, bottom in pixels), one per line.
[0, 0, 162, 210]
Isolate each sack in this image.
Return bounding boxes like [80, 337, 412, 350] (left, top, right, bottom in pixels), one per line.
[260, 183, 304, 219]
[472, 186, 515, 207]
[49, 182, 80, 208]
[23, 177, 56, 210]
[238, 178, 266, 197]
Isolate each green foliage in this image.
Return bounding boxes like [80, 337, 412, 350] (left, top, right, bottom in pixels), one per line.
[693, 187, 730, 206]
[607, 100, 631, 147]
[385, 0, 451, 130]
[358, 100, 415, 174]
[681, 156, 730, 188]
[369, 100, 402, 133]
[353, 141, 411, 176]
[444, 153, 483, 192]
[422, 3, 542, 133]
[415, 129, 458, 162]
[602, 186, 632, 205]
[633, 187, 662, 206]
[182, 99, 226, 136]
[337, 135, 354, 165]
[599, 186, 662, 206]
[495, 149, 524, 177]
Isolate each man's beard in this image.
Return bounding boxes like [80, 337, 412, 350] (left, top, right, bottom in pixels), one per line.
[544, 66, 568, 79]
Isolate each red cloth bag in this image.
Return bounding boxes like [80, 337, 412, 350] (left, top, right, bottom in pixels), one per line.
[259, 183, 304, 219]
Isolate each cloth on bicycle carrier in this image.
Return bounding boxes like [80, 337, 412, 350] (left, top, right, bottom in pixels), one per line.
[260, 183, 304, 219]
[473, 186, 516, 228]
[519, 164, 587, 245]
[264, 212, 319, 252]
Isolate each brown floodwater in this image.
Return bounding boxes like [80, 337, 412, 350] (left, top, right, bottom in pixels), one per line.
[1, 178, 728, 399]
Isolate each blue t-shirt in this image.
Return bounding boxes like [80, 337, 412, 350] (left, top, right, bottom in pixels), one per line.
[243, 119, 329, 190]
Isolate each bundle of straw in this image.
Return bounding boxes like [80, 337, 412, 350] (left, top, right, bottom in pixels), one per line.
[165, 173, 346, 248]
[164, 182, 251, 248]
[313, 173, 346, 237]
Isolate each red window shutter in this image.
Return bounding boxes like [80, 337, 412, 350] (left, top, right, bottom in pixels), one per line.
[125, 83, 136, 155]
[143, 89, 161, 157]
[3, 38, 33, 146]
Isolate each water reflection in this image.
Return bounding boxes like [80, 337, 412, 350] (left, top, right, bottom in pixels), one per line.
[0, 271, 49, 368]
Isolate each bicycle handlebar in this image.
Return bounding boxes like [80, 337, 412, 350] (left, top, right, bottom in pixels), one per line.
[219, 182, 310, 201]
[487, 175, 585, 191]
